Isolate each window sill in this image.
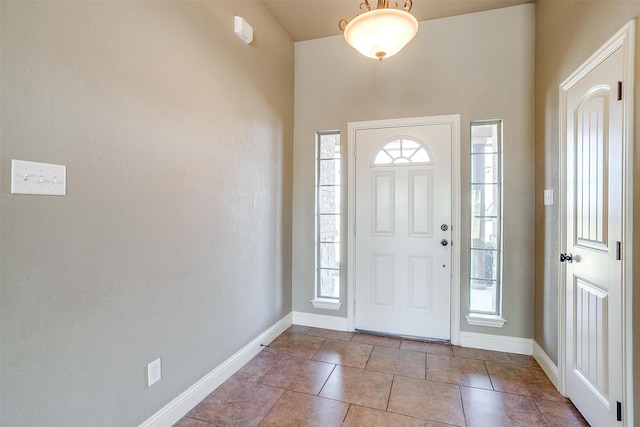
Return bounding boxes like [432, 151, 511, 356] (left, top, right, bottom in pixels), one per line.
[311, 298, 342, 310]
[465, 314, 507, 328]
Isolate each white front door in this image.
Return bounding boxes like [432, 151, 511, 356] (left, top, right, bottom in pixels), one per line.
[354, 121, 452, 340]
[563, 46, 624, 426]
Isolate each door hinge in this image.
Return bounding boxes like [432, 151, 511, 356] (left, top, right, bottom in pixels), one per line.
[617, 81, 623, 101]
[616, 241, 622, 261]
[617, 401, 622, 421]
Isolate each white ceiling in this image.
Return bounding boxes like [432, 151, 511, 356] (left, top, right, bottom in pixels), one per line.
[262, 0, 534, 42]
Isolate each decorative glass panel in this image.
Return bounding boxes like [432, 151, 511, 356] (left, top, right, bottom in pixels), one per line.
[320, 269, 340, 298]
[373, 138, 432, 165]
[319, 186, 340, 214]
[319, 214, 340, 242]
[320, 158, 340, 185]
[320, 243, 340, 269]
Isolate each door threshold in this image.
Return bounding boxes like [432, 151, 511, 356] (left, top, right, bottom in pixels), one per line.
[355, 328, 451, 344]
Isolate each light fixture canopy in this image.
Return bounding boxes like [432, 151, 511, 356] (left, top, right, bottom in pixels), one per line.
[339, 0, 418, 61]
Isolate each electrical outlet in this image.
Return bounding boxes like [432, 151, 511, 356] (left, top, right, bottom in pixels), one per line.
[147, 358, 161, 387]
[544, 189, 554, 206]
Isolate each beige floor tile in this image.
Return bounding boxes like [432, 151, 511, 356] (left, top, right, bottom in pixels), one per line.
[312, 338, 373, 369]
[307, 327, 354, 342]
[172, 417, 213, 427]
[258, 391, 349, 427]
[366, 346, 426, 379]
[266, 332, 325, 359]
[508, 353, 540, 368]
[343, 405, 426, 427]
[186, 378, 283, 426]
[260, 356, 335, 395]
[351, 333, 401, 348]
[401, 340, 454, 356]
[485, 362, 567, 402]
[233, 350, 282, 382]
[387, 376, 465, 426]
[451, 346, 514, 364]
[427, 354, 493, 389]
[286, 325, 311, 335]
[319, 365, 393, 410]
[460, 386, 547, 427]
[535, 398, 590, 426]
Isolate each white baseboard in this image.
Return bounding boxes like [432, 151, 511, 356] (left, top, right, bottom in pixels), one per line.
[458, 331, 533, 355]
[139, 312, 293, 427]
[533, 340, 559, 390]
[292, 311, 349, 331]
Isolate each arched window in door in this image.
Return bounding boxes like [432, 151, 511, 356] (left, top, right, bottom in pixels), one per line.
[372, 137, 432, 165]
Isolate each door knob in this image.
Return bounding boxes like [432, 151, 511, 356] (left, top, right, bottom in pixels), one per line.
[559, 253, 573, 263]
[441, 239, 449, 246]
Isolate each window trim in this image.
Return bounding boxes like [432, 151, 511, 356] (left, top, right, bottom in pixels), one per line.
[467, 120, 506, 327]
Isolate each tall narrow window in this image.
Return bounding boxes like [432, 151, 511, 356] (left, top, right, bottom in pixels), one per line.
[468, 121, 504, 325]
[313, 131, 342, 309]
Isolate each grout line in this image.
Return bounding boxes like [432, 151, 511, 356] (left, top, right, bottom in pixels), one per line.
[385, 375, 395, 412]
[484, 360, 496, 391]
[458, 385, 468, 427]
[532, 398, 552, 427]
[317, 363, 338, 396]
[342, 404, 352, 423]
[257, 388, 288, 425]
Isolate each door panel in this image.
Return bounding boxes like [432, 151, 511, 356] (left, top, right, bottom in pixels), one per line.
[372, 172, 394, 235]
[565, 46, 623, 427]
[409, 171, 432, 237]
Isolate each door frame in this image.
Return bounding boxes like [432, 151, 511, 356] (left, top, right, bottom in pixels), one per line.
[346, 115, 461, 345]
[558, 21, 634, 425]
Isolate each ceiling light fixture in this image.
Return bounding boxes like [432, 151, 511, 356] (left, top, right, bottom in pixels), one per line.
[339, 0, 418, 61]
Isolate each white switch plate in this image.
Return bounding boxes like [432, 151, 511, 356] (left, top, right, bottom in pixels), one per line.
[11, 159, 66, 195]
[544, 189, 554, 206]
[147, 358, 162, 387]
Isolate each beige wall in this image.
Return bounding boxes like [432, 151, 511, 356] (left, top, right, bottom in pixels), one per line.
[293, 5, 536, 338]
[534, 0, 640, 416]
[0, 2, 293, 425]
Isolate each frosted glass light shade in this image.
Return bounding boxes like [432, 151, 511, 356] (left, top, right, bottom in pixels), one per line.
[343, 8, 418, 60]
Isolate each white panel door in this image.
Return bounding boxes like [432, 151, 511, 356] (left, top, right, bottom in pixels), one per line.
[564, 46, 623, 426]
[355, 123, 452, 340]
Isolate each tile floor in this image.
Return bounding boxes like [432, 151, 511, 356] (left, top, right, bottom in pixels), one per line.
[174, 326, 589, 427]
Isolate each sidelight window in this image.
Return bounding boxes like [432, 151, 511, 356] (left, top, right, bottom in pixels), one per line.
[312, 131, 342, 309]
[467, 121, 504, 325]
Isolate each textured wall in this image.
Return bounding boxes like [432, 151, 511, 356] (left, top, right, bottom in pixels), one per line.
[0, 1, 293, 425]
[293, 5, 536, 339]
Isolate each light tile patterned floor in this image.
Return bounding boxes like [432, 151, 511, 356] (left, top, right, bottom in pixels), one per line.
[174, 326, 589, 427]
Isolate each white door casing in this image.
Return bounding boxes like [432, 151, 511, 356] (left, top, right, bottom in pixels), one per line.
[559, 21, 634, 427]
[347, 116, 461, 343]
